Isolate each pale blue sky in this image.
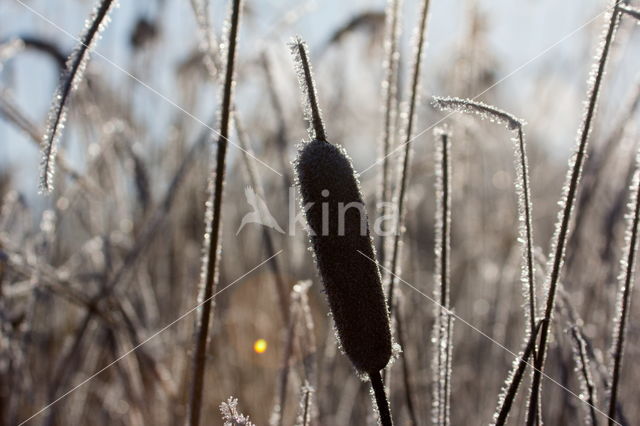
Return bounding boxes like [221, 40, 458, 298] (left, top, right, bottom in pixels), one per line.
[1, 0, 637, 200]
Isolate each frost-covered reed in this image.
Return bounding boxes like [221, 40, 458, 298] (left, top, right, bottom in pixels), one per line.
[387, 0, 432, 317]
[377, 0, 403, 270]
[431, 96, 536, 337]
[291, 37, 393, 426]
[431, 127, 453, 426]
[39, 0, 117, 193]
[607, 156, 640, 425]
[188, 1, 242, 425]
[527, 4, 622, 423]
[492, 320, 544, 426]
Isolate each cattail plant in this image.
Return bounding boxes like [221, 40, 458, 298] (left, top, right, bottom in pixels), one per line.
[188, 1, 242, 425]
[527, 4, 621, 423]
[291, 37, 394, 426]
[607, 155, 640, 425]
[431, 127, 453, 426]
[387, 0, 432, 316]
[431, 97, 537, 338]
[39, 0, 117, 193]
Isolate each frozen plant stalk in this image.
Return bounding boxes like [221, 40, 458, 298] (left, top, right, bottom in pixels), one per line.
[607, 155, 640, 425]
[431, 127, 453, 426]
[388, 0, 432, 316]
[39, 0, 117, 193]
[432, 96, 537, 337]
[527, 4, 621, 423]
[188, 1, 242, 425]
[377, 0, 403, 270]
[291, 37, 394, 426]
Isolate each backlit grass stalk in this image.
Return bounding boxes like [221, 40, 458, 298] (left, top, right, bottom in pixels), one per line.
[607, 158, 640, 425]
[291, 37, 393, 426]
[431, 127, 452, 426]
[388, 0, 432, 317]
[617, 3, 640, 21]
[569, 325, 599, 426]
[236, 119, 290, 324]
[39, 0, 117, 193]
[271, 280, 316, 426]
[189, 0, 220, 78]
[527, 5, 621, 424]
[188, 1, 242, 425]
[432, 96, 537, 338]
[294, 381, 314, 426]
[492, 320, 544, 426]
[188, 0, 289, 323]
[378, 0, 402, 270]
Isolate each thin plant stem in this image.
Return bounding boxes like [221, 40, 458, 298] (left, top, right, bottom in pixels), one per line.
[387, 0, 431, 317]
[607, 163, 640, 425]
[187, 1, 242, 425]
[370, 370, 393, 426]
[432, 128, 451, 426]
[617, 3, 640, 20]
[39, 0, 116, 193]
[291, 38, 326, 141]
[527, 5, 621, 424]
[493, 320, 544, 426]
[431, 97, 537, 338]
[569, 326, 599, 426]
[378, 0, 402, 271]
[235, 119, 290, 324]
[395, 302, 418, 426]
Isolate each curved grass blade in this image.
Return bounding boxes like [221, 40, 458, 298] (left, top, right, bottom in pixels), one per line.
[39, 0, 117, 193]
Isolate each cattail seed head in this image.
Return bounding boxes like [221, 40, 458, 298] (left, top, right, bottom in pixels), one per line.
[295, 138, 392, 375]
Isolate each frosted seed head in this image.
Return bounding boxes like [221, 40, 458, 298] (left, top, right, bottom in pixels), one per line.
[295, 139, 392, 375]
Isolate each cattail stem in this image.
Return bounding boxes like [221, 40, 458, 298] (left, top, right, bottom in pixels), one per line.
[292, 38, 326, 141]
[388, 0, 431, 317]
[527, 5, 620, 424]
[395, 302, 418, 426]
[292, 36, 393, 425]
[188, 1, 242, 425]
[370, 370, 393, 426]
[607, 163, 640, 425]
[493, 320, 544, 426]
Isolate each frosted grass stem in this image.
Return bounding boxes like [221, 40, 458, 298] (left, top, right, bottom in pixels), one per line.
[188, 1, 242, 425]
[607, 159, 640, 425]
[527, 4, 621, 424]
[39, 0, 117, 193]
[387, 0, 431, 317]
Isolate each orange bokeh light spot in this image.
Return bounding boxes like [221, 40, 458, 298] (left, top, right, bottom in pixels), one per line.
[253, 338, 267, 354]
